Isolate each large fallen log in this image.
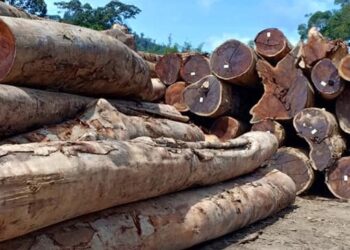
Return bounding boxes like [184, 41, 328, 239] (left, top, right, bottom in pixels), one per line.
[0, 2, 41, 19]
[0, 169, 295, 249]
[0, 17, 151, 99]
[251, 120, 286, 146]
[254, 28, 292, 64]
[326, 157, 350, 200]
[336, 86, 350, 134]
[180, 54, 211, 83]
[155, 53, 182, 85]
[265, 147, 314, 195]
[210, 39, 259, 87]
[210, 116, 246, 141]
[164, 81, 189, 112]
[293, 108, 346, 171]
[311, 58, 344, 100]
[3, 99, 204, 144]
[183, 75, 236, 118]
[250, 54, 314, 123]
[0, 131, 278, 241]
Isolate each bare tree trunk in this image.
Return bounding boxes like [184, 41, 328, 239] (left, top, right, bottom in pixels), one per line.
[165, 81, 189, 112]
[210, 39, 259, 87]
[183, 75, 236, 118]
[293, 108, 346, 171]
[250, 54, 314, 123]
[0, 2, 41, 19]
[180, 54, 211, 83]
[251, 120, 286, 146]
[0, 132, 278, 241]
[254, 28, 292, 64]
[155, 53, 182, 85]
[326, 157, 350, 200]
[311, 58, 344, 100]
[3, 99, 204, 144]
[266, 147, 315, 195]
[336, 86, 350, 134]
[210, 116, 247, 141]
[0, 169, 295, 249]
[0, 17, 151, 99]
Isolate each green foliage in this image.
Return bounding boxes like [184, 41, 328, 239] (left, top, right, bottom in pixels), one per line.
[54, 0, 141, 30]
[6, 0, 47, 16]
[298, 1, 350, 41]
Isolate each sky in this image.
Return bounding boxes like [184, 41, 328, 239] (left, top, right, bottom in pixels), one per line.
[46, 0, 337, 51]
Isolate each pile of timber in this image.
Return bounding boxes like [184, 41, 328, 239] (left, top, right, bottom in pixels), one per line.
[0, 4, 297, 249]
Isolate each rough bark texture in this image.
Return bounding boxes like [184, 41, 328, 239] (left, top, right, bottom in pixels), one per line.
[0, 169, 295, 250]
[183, 75, 236, 118]
[0, 17, 151, 99]
[254, 28, 292, 64]
[109, 99, 190, 123]
[180, 54, 211, 84]
[3, 99, 205, 144]
[336, 86, 350, 134]
[0, 132, 278, 241]
[210, 116, 246, 141]
[326, 157, 350, 200]
[138, 51, 162, 63]
[293, 108, 346, 171]
[101, 28, 136, 50]
[210, 39, 259, 87]
[266, 147, 315, 195]
[155, 53, 182, 85]
[311, 58, 344, 100]
[251, 120, 286, 146]
[164, 81, 189, 112]
[250, 54, 314, 123]
[139, 78, 166, 102]
[338, 55, 350, 82]
[0, 2, 41, 19]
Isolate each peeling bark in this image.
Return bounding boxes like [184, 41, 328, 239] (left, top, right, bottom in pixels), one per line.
[3, 99, 204, 144]
[0, 169, 295, 249]
[0, 132, 278, 241]
[326, 157, 350, 200]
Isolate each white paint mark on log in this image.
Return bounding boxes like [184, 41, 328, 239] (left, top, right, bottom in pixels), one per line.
[344, 175, 348, 182]
[200, 97, 204, 103]
[191, 72, 196, 76]
[311, 129, 318, 135]
[224, 64, 229, 69]
[320, 81, 327, 87]
[267, 32, 271, 38]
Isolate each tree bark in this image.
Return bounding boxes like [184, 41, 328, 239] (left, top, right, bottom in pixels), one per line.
[210, 116, 246, 141]
[101, 28, 136, 50]
[326, 157, 350, 200]
[164, 81, 189, 112]
[155, 53, 182, 85]
[338, 55, 350, 82]
[0, 2, 41, 19]
[0, 169, 295, 249]
[251, 119, 286, 146]
[265, 147, 315, 195]
[250, 54, 314, 123]
[3, 99, 205, 144]
[293, 108, 346, 171]
[210, 39, 259, 87]
[0, 132, 278, 241]
[180, 54, 211, 84]
[0, 17, 151, 99]
[183, 75, 236, 118]
[336, 86, 350, 134]
[138, 51, 162, 63]
[254, 28, 292, 64]
[311, 58, 344, 100]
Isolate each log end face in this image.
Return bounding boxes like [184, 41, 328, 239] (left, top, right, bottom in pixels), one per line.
[326, 157, 350, 200]
[0, 19, 15, 81]
[339, 55, 350, 82]
[165, 81, 189, 112]
[210, 116, 241, 141]
[155, 54, 182, 85]
[336, 87, 350, 134]
[255, 28, 289, 61]
[180, 54, 211, 84]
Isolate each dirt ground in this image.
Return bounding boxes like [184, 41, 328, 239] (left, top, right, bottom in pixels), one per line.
[192, 196, 350, 250]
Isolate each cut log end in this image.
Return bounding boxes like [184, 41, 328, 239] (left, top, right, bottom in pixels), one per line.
[311, 58, 344, 100]
[254, 28, 291, 63]
[210, 39, 258, 86]
[155, 53, 182, 85]
[164, 81, 189, 112]
[326, 157, 350, 200]
[339, 55, 350, 82]
[266, 147, 314, 195]
[0, 20, 15, 80]
[210, 116, 246, 141]
[336, 86, 350, 134]
[251, 120, 285, 146]
[180, 54, 211, 83]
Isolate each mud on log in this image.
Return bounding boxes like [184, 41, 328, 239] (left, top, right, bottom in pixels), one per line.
[3, 99, 205, 144]
[294, 108, 346, 171]
[254, 28, 292, 64]
[165, 81, 189, 112]
[326, 157, 350, 200]
[266, 147, 315, 195]
[210, 116, 246, 141]
[311, 58, 344, 100]
[180, 54, 211, 84]
[0, 169, 295, 249]
[155, 53, 182, 85]
[183, 75, 236, 118]
[251, 119, 286, 146]
[0, 132, 278, 241]
[210, 39, 259, 87]
[0, 17, 151, 99]
[250, 54, 314, 123]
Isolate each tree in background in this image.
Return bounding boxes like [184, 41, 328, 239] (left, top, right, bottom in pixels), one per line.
[298, 0, 350, 41]
[5, 0, 47, 16]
